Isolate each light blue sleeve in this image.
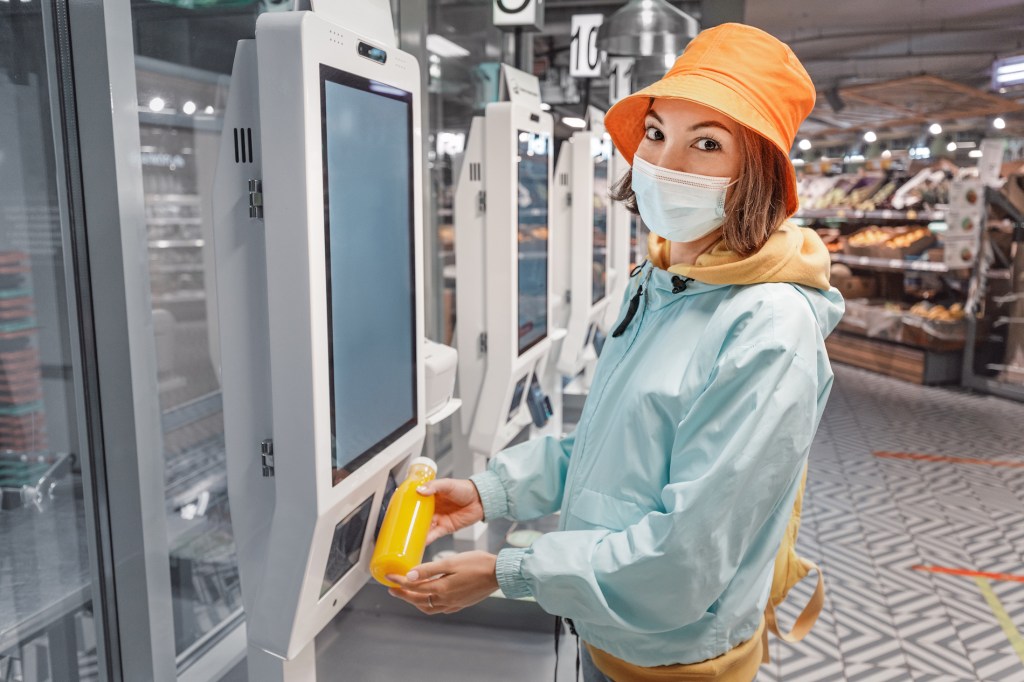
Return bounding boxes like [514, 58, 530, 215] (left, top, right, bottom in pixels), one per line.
[470, 431, 576, 522]
[495, 341, 819, 633]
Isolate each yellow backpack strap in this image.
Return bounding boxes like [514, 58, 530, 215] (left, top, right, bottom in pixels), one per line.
[765, 557, 825, 643]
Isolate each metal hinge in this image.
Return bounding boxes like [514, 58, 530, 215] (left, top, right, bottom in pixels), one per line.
[249, 179, 264, 219]
[261, 439, 274, 477]
[477, 190, 486, 213]
[478, 332, 488, 354]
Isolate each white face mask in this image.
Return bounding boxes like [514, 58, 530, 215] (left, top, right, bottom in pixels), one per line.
[631, 155, 732, 243]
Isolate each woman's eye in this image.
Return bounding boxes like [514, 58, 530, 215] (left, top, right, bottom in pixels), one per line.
[696, 137, 721, 152]
[644, 126, 664, 142]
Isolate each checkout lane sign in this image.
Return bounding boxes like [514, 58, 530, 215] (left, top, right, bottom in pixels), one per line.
[494, 0, 540, 27]
[608, 57, 634, 104]
[570, 14, 603, 78]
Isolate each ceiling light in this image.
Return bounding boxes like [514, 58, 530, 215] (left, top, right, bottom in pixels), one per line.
[149, 97, 165, 113]
[969, 150, 983, 158]
[562, 117, 587, 129]
[947, 142, 957, 152]
[204, 106, 214, 114]
[881, 150, 892, 159]
[792, 158, 805, 165]
[798, 139, 812, 151]
[994, 117, 1006, 129]
[993, 56, 1024, 86]
[929, 123, 942, 135]
[426, 34, 469, 59]
[182, 101, 196, 116]
[863, 131, 877, 143]
[540, 102, 551, 111]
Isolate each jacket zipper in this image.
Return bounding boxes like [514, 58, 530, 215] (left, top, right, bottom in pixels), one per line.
[562, 266, 654, 521]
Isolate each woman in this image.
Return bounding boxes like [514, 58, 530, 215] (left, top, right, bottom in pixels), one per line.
[388, 23, 844, 681]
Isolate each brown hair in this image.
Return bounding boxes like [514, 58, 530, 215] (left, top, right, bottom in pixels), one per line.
[610, 124, 791, 261]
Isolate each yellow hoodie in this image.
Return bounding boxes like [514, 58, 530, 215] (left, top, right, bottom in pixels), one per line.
[650, 222, 832, 291]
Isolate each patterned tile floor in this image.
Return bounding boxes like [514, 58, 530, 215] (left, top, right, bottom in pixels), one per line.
[759, 364, 1024, 682]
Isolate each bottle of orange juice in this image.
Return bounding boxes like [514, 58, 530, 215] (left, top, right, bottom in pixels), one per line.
[370, 457, 437, 587]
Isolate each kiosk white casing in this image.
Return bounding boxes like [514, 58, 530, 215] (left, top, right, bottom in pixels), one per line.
[604, 147, 635, 330]
[553, 127, 613, 377]
[212, 7, 425, 669]
[454, 95, 555, 460]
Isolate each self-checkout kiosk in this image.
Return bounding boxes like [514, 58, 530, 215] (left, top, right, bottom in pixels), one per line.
[452, 65, 562, 510]
[210, 2, 456, 680]
[551, 108, 615, 390]
[604, 144, 636, 331]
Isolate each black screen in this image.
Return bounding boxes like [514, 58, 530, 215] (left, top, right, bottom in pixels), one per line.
[321, 65, 417, 486]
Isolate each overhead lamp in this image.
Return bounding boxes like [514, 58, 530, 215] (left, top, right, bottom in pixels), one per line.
[204, 106, 214, 115]
[928, 123, 942, 135]
[426, 34, 470, 59]
[596, 0, 698, 58]
[562, 117, 587, 129]
[881, 149, 892, 159]
[798, 139, 812, 151]
[947, 141, 957, 152]
[792, 158, 805, 165]
[994, 117, 1006, 129]
[182, 101, 196, 116]
[992, 55, 1024, 88]
[863, 131, 877, 143]
[540, 102, 551, 111]
[969, 150, 983, 158]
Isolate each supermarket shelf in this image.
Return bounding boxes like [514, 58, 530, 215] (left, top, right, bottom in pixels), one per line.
[150, 264, 205, 274]
[796, 208, 946, 221]
[152, 290, 205, 304]
[150, 239, 205, 249]
[831, 253, 952, 273]
[145, 193, 201, 204]
[146, 217, 202, 226]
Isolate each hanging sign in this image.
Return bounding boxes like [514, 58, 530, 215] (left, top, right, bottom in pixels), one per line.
[607, 57, 634, 104]
[494, 0, 544, 30]
[944, 179, 984, 269]
[978, 138, 1006, 187]
[570, 14, 603, 78]
[499, 63, 543, 109]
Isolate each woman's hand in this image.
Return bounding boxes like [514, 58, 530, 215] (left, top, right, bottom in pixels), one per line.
[387, 551, 499, 614]
[418, 478, 484, 544]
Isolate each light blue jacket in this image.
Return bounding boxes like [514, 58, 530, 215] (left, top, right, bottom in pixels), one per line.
[471, 262, 844, 667]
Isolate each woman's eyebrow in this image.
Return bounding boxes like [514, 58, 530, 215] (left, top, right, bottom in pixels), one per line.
[689, 120, 732, 134]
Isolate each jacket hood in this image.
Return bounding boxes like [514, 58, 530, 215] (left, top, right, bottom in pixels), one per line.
[658, 222, 844, 336]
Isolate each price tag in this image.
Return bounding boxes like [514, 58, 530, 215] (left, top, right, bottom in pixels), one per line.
[607, 57, 634, 104]
[570, 14, 603, 78]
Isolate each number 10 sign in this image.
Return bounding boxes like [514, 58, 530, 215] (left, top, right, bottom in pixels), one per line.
[570, 14, 603, 78]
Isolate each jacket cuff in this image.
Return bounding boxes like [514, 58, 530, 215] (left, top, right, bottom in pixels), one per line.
[495, 548, 532, 599]
[470, 470, 510, 521]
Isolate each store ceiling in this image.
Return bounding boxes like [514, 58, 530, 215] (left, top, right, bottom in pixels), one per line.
[519, 0, 1024, 142]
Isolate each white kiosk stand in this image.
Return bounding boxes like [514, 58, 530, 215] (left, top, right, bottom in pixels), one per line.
[604, 145, 636, 331]
[550, 109, 615, 399]
[210, 2, 455, 679]
[452, 65, 562, 532]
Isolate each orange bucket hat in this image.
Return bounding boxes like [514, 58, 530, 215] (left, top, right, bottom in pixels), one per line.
[605, 23, 815, 216]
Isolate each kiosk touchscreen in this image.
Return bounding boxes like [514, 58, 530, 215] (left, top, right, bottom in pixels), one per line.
[454, 65, 557, 473]
[553, 120, 614, 378]
[211, 4, 434, 679]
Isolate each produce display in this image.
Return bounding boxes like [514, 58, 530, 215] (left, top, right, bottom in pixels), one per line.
[908, 301, 965, 322]
[885, 227, 931, 249]
[847, 226, 892, 248]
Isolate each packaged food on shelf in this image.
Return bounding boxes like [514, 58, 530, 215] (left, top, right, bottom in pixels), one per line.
[839, 299, 905, 341]
[875, 226, 937, 259]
